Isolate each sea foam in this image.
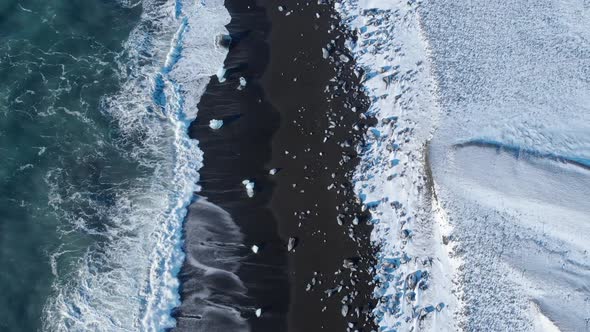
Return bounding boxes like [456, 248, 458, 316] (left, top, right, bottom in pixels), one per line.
[42, 0, 230, 331]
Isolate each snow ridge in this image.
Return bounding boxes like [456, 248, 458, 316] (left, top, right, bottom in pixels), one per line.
[335, 0, 460, 330]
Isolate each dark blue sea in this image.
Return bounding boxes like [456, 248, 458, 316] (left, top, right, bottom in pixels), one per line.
[0, 0, 229, 330]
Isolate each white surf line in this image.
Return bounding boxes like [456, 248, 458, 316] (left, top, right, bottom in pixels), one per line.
[139, 0, 231, 330]
[41, 0, 231, 331]
[335, 0, 460, 330]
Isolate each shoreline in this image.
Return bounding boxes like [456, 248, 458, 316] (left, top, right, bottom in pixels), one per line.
[173, 0, 289, 330]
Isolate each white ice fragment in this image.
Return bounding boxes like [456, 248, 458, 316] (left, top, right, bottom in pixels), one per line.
[287, 237, 297, 251]
[341, 304, 349, 317]
[216, 67, 226, 82]
[238, 76, 247, 90]
[242, 179, 255, 198]
[322, 48, 329, 59]
[278, 5, 284, 11]
[255, 308, 262, 317]
[251, 245, 259, 254]
[209, 119, 223, 130]
[269, 168, 278, 175]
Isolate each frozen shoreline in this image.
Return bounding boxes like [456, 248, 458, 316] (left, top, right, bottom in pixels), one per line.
[335, 0, 459, 330]
[338, 0, 590, 330]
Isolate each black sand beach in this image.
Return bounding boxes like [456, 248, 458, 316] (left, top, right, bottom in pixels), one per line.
[174, 0, 376, 331]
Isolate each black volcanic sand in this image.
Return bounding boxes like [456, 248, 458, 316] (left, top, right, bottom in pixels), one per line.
[173, 0, 377, 330]
[261, 0, 376, 331]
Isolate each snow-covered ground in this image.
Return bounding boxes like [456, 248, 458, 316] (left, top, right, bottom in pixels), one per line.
[338, 0, 590, 330]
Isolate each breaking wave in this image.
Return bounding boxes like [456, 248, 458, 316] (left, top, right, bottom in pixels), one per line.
[41, 0, 230, 330]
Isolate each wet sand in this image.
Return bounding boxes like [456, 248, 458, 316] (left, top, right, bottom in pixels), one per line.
[174, 0, 376, 330]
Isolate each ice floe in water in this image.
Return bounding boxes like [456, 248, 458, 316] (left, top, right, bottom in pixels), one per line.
[41, 0, 231, 331]
[338, 0, 590, 330]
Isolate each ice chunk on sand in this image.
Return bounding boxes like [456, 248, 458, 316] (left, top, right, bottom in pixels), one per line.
[287, 237, 297, 251]
[209, 119, 223, 130]
[341, 304, 349, 317]
[237, 76, 247, 90]
[242, 179, 255, 198]
[251, 245, 259, 254]
[255, 308, 262, 317]
[269, 168, 278, 175]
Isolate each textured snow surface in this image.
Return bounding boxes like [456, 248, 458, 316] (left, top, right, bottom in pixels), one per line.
[339, 0, 590, 331]
[337, 0, 458, 330]
[422, 0, 590, 330]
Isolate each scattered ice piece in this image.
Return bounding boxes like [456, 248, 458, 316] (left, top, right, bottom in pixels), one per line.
[287, 237, 297, 251]
[209, 119, 223, 130]
[238, 76, 247, 90]
[322, 48, 329, 59]
[255, 308, 262, 317]
[251, 245, 259, 254]
[343, 258, 358, 269]
[269, 168, 278, 175]
[341, 304, 349, 317]
[278, 5, 284, 11]
[242, 179, 255, 198]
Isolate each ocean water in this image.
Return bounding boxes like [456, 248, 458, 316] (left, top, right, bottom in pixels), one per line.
[0, 0, 229, 331]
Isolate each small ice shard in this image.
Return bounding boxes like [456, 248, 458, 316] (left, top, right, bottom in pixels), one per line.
[322, 48, 329, 59]
[278, 5, 284, 11]
[341, 304, 349, 317]
[251, 245, 259, 254]
[255, 308, 262, 317]
[209, 119, 223, 130]
[242, 179, 255, 198]
[216, 67, 227, 83]
[343, 258, 358, 269]
[287, 237, 297, 251]
[238, 76, 247, 90]
[269, 168, 278, 175]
